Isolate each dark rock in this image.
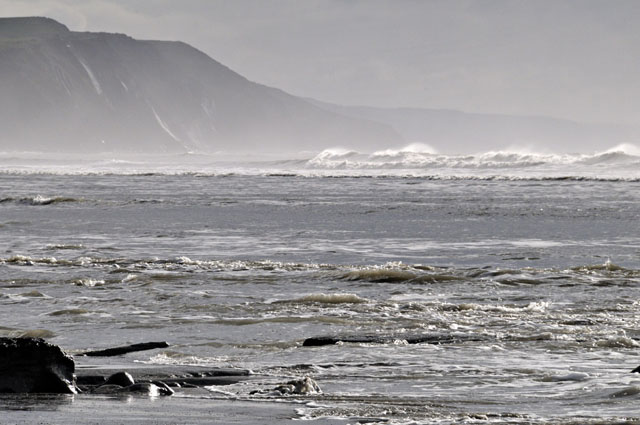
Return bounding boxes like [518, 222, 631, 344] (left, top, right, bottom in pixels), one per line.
[76, 374, 106, 392]
[177, 382, 198, 388]
[92, 382, 173, 396]
[122, 383, 172, 396]
[609, 386, 640, 398]
[188, 368, 251, 377]
[302, 333, 485, 347]
[631, 366, 640, 373]
[274, 377, 321, 395]
[104, 371, 135, 387]
[0, 337, 78, 394]
[162, 376, 248, 386]
[76, 375, 106, 386]
[252, 377, 322, 396]
[144, 368, 253, 386]
[151, 381, 175, 396]
[81, 341, 170, 357]
[74, 366, 255, 391]
[92, 384, 124, 394]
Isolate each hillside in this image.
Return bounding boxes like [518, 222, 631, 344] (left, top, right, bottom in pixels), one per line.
[308, 101, 640, 154]
[0, 17, 401, 154]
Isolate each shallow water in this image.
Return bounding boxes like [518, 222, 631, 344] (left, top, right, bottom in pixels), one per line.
[1, 155, 640, 423]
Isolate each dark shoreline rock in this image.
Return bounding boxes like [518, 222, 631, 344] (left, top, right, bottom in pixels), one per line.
[104, 371, 135, 387]
[250, 376, 322, 396]
[81, 341, 170, 357]
[0, 337, 258, 397]
[91, 372, 174, 396]
[0, 337, 78, 394]
[302, 333, 486, 347]
[75, 366, 254, 393]
[275, 377, 321, 395]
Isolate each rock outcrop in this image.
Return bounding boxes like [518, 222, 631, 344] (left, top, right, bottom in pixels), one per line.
[274, 377, 321, 395]
[0, 337, 78, 394]
[302, 333, 486, 347]
[92, 371, 173, 396]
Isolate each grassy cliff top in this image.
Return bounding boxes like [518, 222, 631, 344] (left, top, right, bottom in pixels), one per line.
[0, 17, 70, 39]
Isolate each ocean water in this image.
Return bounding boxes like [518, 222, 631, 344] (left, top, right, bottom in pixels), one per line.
[1, 146, 640, 423]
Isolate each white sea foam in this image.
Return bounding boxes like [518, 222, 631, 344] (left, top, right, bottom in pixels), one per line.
[306, 144, 640, 171]
[543, 372, 590, 382]
[603, 143, 640, 156]
[286, 293, 368, 304]
[73, 278, 105, 287]
[372, 142, 438, 156]
[141, 353, 232, 367]
[454, 301, 550, 313]
[0, 144, 639, 180]
[596, 336, 640, 348]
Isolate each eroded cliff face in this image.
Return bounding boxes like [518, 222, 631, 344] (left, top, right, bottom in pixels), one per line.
[0, 17, 401, 154]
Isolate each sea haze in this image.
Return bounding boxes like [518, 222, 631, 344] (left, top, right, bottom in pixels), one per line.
[1, 16, 638, 156]
[2, 11, 640, 425]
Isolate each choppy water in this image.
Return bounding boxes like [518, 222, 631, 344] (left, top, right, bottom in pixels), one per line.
[1, 149, 640, 423]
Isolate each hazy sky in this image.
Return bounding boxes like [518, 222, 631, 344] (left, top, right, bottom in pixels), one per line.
[1, 0, 639, 125]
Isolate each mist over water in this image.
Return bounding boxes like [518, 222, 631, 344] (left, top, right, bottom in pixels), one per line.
[1, 142, 639, 181]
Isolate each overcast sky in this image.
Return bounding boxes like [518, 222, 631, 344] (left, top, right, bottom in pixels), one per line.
[1, 0, 639, 125]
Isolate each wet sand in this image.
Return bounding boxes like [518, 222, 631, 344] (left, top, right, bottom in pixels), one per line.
[0, 393, 343, 424]
[0, 361, 342, 425]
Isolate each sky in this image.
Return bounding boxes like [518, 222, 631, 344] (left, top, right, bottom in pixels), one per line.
[1, 0, 639, 126]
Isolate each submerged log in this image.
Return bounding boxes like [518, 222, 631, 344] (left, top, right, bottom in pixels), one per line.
[0, 337, 78, 394]
[81, 341, 170, 357]
[302, 333, 485, 347]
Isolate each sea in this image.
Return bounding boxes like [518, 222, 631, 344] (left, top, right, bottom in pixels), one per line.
[1, 144, 640, 424]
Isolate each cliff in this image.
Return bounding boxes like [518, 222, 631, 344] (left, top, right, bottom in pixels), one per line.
[0, 17, 401, 154]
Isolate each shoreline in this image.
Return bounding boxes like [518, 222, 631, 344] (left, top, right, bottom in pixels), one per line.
[2, 362, 340, 424]
[0, 392, 343, 424]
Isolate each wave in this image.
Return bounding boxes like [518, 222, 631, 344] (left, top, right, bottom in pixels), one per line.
[142, 352, 232, 367]
[443, 301, 550, 314]
[0, 328, 56, 338]
[306, 144, 640, 170]
[45, 243, 85, 250]
[3, 255, 637, 275]
[279, 293, 369, 305]
[0, 143, 639, 180]
[0, 195, 81, 205]
[2, 256, 639, 290]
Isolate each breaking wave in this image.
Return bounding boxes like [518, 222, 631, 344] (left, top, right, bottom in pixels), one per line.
[3, 256, 636, 288]
[281, 293, 369, 304]
[306, 143, 640, 170]
[0, 143, 639, 181]
[0, 195, 80, 205]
